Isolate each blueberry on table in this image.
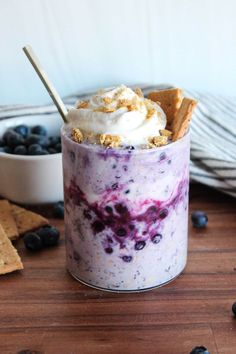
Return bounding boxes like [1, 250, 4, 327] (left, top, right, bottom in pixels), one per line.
[31, 125, 47, 136]
[13, 145, 27, 155]
[28, 144, 43, 155]
[232, 301, 236, 316]
[191, 210, 208, 228]
[36, 226, 60, 247]
[189, 346, 210, 354]
[14, 124, 29, 137]
[23, 232, 43, 251]
[52, 202, 64, 219]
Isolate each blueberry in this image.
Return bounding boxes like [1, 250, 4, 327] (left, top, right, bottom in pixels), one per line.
[83, 209, 92, 220]
[159, 208, 168, 219]
[112, 182, 118, 190]
[28, 144, 43, 155]
[73, 251, 81, 261]
[189, 346, 210, 354]
[0, 147, 4, 152]
[0, 138, 4, 147]
[5, 130, 24, 147]
[3, 146, 12, 153]
[36, 226, 60, 247]
[116, 228, 127, 237]
[191, 211, 208, 228]
[135, 240, 146, 250]
[68, 150, 75, 162]
[40, 149, 49, 155]
[105, 206, 113, 214]
[48, 147, 57, 154]
[92, 220, 105, 233]
[31, 125, 47, 136]
[232, 301, 236, 316]
[105, 247, 113, 254]
[25, 134, 49, 147]
[13, 145, 27, 155]
[122, 255, 132, 262]
[115, 203, 128, 214]
[151, 234, 162, 244]
[55, 143, 61, 153]
[2, 129, 13, 143]
[23, 232, 43, 251]
[125, 145, 135, 150]
[49, 136, 61, 147]
[159, 152, 166, 161]
[14, 124, 29, 137]
[52, 202, 64, 219]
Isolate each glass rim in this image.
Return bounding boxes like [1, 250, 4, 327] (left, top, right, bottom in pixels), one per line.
[61, 125, 190, 155]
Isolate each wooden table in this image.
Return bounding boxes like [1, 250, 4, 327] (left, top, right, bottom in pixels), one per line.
[1, 184, 236, 354]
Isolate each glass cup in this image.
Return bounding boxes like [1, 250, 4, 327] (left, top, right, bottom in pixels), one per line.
[62, 126, 190, 292]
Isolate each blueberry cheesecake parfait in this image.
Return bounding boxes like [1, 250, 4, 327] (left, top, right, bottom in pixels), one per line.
[62, 85, 197, 292]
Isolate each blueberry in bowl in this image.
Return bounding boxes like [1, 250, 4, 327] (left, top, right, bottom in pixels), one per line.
[0, 114, 63, 204]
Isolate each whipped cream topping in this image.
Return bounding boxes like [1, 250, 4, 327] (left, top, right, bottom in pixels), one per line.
[67, 85, 167, 146]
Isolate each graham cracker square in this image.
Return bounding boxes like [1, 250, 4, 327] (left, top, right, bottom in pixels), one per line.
[148, 88, 183, 128]
[0, 223, 23, 275]
[0, 200, 19, 240]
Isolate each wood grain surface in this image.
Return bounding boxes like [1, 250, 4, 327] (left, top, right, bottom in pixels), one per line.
[0, 184, 236, 354]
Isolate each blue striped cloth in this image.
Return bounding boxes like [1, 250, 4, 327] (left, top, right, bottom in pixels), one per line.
[1, 84, 235, 197]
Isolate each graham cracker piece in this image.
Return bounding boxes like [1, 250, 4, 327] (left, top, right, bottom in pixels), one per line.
[72, 128, 83, 143]
[172, 97, 197, 141]
[148, 88, 183, 128]
[100, 134, 121, 148]
[0, 223, 23, 275]
[0, 200, 19, 240]
[11, 204, 49, 236]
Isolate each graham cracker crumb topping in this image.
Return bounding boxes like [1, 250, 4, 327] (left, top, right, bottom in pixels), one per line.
[76, 101, 89, 109]
[72, 128, 83, 143]
[103, 97, 112, 104]
[146, 108, 156, 119]
[148, 136, 168, 148]
[94, 106, 116, 113]
[134, 88, 143, 97]
[100, 134, 121, 148]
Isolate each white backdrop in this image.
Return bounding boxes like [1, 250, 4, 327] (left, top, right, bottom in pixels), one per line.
[1, 0, 236, 104]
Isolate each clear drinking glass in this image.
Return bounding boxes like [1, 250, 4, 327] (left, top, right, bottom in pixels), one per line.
[62, 126, 190, 292]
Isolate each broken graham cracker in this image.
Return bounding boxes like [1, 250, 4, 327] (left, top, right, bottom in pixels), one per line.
[172, 97, 197, 142]
[72, 128, 83, 143]
[148, 135, 168, 148]
[0, 200, 19, 240]
[148, 88, 183, 128]
[100, 134, 121, 148]
[0, 224, 23, 275]
[11, 204, 49, 236]
[160, 129, 173, 137]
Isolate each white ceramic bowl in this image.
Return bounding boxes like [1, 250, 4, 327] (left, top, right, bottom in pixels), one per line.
[0, 113, 63, 204]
